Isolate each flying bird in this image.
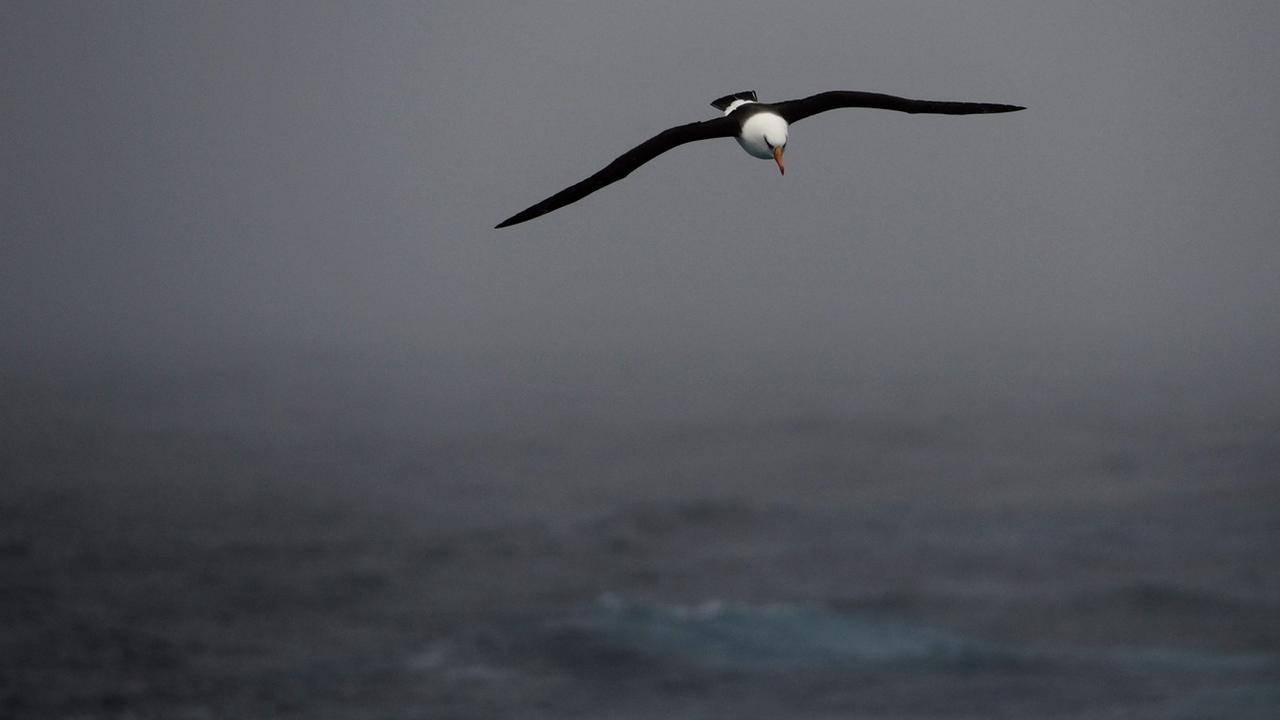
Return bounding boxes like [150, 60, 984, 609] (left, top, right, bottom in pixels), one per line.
[495, 90, 1024, 229]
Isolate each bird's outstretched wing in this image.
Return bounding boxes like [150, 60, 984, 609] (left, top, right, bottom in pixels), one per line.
[495, 116, 739, 228]
[773, 91, 1024, 125]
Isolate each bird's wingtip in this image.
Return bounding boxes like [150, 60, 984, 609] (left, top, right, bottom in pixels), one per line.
[496, 208, 538, 228]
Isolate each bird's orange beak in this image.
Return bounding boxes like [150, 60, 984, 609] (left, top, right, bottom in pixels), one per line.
[774, 145, 785, 175]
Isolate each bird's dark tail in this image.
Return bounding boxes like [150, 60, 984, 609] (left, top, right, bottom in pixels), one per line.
[710, 90, 757, 111]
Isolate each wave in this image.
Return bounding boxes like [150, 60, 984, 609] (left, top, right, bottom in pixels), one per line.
[417, 595, 1279, 679]
[550, 594, 1007, 671]
[418, 596, 1025, 677]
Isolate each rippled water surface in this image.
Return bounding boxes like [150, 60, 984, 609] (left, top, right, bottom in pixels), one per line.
[2, 366, 1277, 718]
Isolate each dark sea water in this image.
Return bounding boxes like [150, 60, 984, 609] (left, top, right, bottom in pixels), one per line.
[2, 360, 1277, 718]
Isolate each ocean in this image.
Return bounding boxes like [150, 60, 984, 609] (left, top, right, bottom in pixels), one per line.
[2, 359, 1277, 718]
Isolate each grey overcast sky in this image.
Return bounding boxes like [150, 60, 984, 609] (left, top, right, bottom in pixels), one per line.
[4, 1, 1278, 404]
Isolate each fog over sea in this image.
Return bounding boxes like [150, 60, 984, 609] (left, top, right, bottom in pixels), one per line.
[4, 352, 1277, 718]
[4, 2, 1279, 718]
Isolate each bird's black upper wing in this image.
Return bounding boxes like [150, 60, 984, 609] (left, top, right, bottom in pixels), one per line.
[772, 91, 1024, 125]
[495, 116, 739, 228]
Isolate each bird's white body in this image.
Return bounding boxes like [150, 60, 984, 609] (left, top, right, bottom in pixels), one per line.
[730, 104, 789, 159]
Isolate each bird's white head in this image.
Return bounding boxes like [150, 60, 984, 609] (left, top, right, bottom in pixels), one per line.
[736, 111, 789, 175]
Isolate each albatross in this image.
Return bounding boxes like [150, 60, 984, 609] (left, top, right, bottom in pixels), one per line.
[495, 90, 1024, 229]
